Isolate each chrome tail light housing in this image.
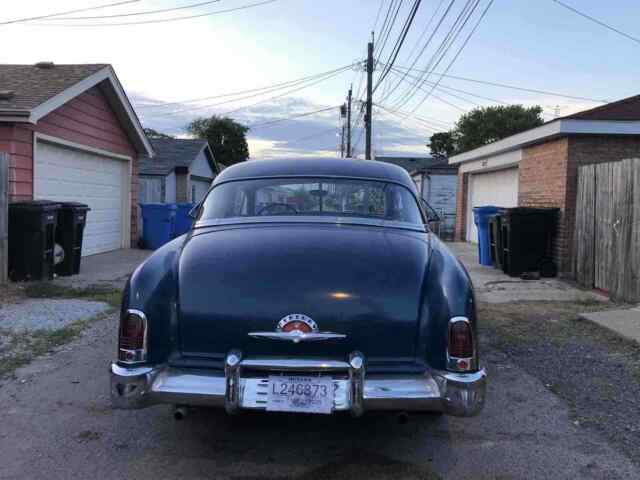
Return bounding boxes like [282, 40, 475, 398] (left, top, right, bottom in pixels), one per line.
[118, 309, 148, 364]
[446, 316, 478, 372]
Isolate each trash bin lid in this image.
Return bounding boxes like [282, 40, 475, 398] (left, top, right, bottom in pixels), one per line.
[9, 200, 61, 212]
[57, 201, 91, 212]
[140, 203, 177, 211]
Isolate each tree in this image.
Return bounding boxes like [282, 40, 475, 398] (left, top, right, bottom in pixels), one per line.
[143, 127, 173, 139]
[428, 131, 457, 158]
[186, 115, 249, 166]
[428, 105, 544, 157]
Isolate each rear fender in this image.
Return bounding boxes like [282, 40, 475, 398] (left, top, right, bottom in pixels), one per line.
[418, 235, 477, 371]
[121, 236, 184, 364]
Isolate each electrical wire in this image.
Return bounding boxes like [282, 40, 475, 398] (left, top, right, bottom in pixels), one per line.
[394, 0, 480, 111]
[137, 63, 356, 109]
[379, 0, 455, 104]
[373, 0, 423, 93]
[0, 0, 140, 26]
[411, 0, 493, 113]
[33, 0, 278, 27]
[146, 66, 352, 117]
[249, 105, 340, 129]
[46, 0, 221, 21]
[390, 64, 608, 103]
[551, 0, 640, 46]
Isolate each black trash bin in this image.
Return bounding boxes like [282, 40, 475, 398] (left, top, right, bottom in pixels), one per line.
[500, 207, 558, 277]
[8, 200, 61, 281]
[55, 202, 91, 276]
[488, 213, 503, 270]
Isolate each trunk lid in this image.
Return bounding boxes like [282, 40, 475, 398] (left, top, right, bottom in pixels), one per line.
[178, 223, 430, 362]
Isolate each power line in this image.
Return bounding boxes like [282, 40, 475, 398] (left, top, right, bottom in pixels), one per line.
[137, 64, 356, 109]
[47, 0, 221, 21]
[380, 0, 455, 104]
[551, 0, 640, 46]
[33, 0, 278, 27]
[411, 0, 494, 113]
[398, 0, 481, 111]
[391, 64, 608, 103]
[374, 0, 423, 93]
[249, 106, 339, 129]
[147, 66, 352, 117]
[374, 0, 404, 66]
[0, 0, 140, 26]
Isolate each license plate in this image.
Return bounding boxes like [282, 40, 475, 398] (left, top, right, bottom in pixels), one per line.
[266, 375, 333, 414]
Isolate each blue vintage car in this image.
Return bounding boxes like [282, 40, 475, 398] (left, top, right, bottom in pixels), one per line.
[111, 158, 486, 418]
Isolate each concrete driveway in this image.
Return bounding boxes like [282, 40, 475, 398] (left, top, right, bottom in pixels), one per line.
[448, 242, 604, 304]
[56, 249, 151, 289]
[0, 243, 638, 479]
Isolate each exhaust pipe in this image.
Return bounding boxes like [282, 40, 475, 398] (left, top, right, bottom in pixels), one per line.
[397, 412, 409, 424]
[173, 405, 188, 420]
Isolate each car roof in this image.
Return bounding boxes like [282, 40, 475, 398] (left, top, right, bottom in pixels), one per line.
[213, 157, 416, 190]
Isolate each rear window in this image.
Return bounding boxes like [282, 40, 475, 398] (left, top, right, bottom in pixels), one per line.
[199, 177, 423, 225]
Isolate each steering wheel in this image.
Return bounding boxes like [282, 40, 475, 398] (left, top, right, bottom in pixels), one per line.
[256, 202, 299, 215]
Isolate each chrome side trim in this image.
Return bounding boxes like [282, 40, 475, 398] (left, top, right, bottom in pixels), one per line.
[224, 350, 242, 414]
[248, 331, 347, 343]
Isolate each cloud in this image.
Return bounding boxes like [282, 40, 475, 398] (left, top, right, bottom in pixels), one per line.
[135, 93, 431, 159]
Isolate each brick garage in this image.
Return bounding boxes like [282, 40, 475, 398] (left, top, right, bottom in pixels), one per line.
[0, 63, 153, 254]
[450, 95, 640, 278]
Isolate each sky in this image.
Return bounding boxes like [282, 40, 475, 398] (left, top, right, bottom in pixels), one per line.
[1, 0, 640, 160]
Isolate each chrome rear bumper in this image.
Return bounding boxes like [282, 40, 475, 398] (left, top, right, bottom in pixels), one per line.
[111, 354, 486, 417]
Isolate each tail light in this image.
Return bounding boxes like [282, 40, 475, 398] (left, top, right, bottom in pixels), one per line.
[118, 309, 147, 364]
[447, 317, 476, 372]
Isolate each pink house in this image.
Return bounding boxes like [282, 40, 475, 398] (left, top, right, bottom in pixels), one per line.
[0, 62, 153, 255]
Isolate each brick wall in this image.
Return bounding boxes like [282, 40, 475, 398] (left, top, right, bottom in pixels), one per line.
[519, 137, 570, 272]
[519, 135, 640, 276]
[454, 171, 469, 241]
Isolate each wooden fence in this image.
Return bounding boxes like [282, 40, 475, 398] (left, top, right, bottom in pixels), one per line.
[0, 153, 7, 284]
[574, 158, 640, 302]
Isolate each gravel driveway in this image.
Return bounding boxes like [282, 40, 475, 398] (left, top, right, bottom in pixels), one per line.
[1, 312, 638, 480]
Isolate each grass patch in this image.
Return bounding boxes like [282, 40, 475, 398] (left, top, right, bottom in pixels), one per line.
[0, 282, 122, 379]
[24, 282, 122, 309]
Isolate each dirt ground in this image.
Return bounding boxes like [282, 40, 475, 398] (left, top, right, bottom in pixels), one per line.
[479, 300, 640, 464]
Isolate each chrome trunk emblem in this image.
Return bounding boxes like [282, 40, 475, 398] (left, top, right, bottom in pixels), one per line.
[249, 314, 346, 343]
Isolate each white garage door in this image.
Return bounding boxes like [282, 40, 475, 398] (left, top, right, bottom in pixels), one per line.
[466, 168, 519, 243]
[34, 141, 129, 256]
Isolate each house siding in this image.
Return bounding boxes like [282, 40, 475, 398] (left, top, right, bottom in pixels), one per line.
[2, 84, 140, 245]
[454, 171, 469, 241]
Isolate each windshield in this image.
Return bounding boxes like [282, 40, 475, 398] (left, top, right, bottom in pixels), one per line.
[198, 177, 424, 225]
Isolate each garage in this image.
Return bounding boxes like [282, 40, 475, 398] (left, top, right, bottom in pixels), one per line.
[34, 140, 130, 256]
[466, 167, 519, 243]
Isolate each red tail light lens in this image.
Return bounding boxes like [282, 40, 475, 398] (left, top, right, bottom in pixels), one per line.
[448, 318, 474, 359]
[118, 310, 147, 364]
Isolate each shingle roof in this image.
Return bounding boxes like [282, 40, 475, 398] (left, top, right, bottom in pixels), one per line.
[140, 138, 210, 175]
[374, 156, 455, 174]
[565, 94, 640, 121]
[0, 63, 107, 112]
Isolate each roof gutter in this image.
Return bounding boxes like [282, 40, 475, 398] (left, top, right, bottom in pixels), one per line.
[449, 119, 640, 165]
[0, 109, 32, 123]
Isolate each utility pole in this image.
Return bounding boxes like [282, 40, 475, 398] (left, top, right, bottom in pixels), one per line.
[365, 38, 374, 160]
[346, 86, 352, 157]
[340, 124, 345, 157]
